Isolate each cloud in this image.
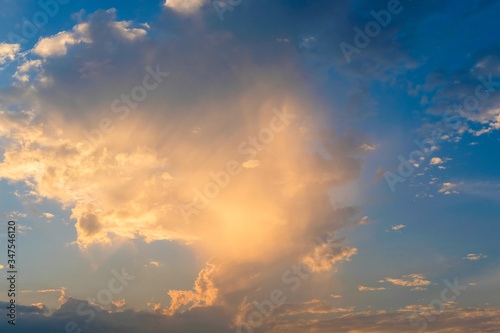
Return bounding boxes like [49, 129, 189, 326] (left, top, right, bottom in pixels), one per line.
[42, 213, 54, 218]
[12, 59, 43, 82]
[20, 287, 67, 306]
[463, 253, 487, 261]
[272, 300, 354, 316]
[3, 298, 500, 332]
[302, 236, 358, 272]
[0, 298, 233, 332]
[0, 42, 20, 65]
[166, 262, 219, 315]
[111, 21, 148, 40]
[420, 50, 500, 138]
[164, 0, 207, 14]
[1, 45, 20, 71]
[241, 159, 260, 169]
[391, 224, 405, 231]
[382, 274, 431, 290]
[0, 6, 374, 330]
[439, 183, 460, 195]
[358, 286, 386, 291]
[111, 299, 127, 308]
[32, 23, 91, 57]
[430, 157, 444, 165]
[32, 9, 147, 58]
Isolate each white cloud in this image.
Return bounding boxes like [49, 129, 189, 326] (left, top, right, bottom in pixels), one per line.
[0, 43, 21, 65]
[164, 0, 207, 14]
[463, 253, 487, 261]
[13, 59, 43, 82]
[32, 13, 147, 58]
[112, 21, 148, 41]
[33, 23, 91, 57]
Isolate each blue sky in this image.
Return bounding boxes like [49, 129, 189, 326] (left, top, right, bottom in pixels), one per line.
[0, 0, 499, 332]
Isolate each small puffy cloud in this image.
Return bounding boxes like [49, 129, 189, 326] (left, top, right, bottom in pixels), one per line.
[356, 216, 369, 225]
[430, 157, 444, 165]
[164, 0, 207, 14]
[43, 213, 55, 218]
[391, 224, 405, 231]
[463, 253, 487, 261]
[0, 42, 20, 65]
[0, 264, 4, 269]
[111, 299, 126, 308]
[358, 286, 386, 291]
[111, 21, 148, 41]
[31, 303, 46, 310]
[273, 300, 354, 316]
[33, 23, 91, 57]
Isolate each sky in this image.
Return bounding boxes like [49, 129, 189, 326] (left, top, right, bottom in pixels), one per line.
[0, 0, 499, 332]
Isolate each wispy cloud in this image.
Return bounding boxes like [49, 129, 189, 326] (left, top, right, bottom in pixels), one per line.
[358, 286, 386, 291]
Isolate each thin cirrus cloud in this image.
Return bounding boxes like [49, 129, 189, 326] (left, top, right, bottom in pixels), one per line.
[358, 286, 386, 291]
